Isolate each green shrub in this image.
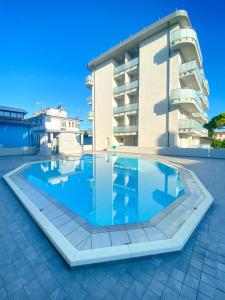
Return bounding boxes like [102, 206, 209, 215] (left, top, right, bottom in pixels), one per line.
[211, 140, 223, 148]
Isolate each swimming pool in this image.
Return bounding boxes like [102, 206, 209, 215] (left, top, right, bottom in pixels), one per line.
[22, 154, 184, 227]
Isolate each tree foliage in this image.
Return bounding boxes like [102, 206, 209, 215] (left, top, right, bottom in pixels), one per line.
[211, 140, 225, 149]
[204, 112, 225, 136]
[204, 113, 225, 148]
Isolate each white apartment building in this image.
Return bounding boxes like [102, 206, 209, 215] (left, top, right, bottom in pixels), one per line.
[86, 10, 209, 150]
[29, 105, 83, 155]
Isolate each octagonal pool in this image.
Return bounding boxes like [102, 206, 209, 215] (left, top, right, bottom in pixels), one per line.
[22, 154, 185, 227]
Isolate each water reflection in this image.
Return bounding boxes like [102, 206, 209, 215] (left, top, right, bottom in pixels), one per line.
[22, 154, 185, 226]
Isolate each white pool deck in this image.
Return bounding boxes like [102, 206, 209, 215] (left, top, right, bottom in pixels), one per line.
[3, 153, 214, 267]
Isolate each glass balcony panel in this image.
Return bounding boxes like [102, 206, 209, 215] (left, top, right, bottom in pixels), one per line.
[87, 96, 92, 105]
[113, 80, 138, 94]
[114, 57, 139, 74]
[170, 28, 202, 65]
[113, 125, 138, 134]
[179, 60, 202, 86]
[179, 119, 208, 135]
[87, 111, 94, 119]
[170, 89, 202, 109]
[113, 103, 139, 114]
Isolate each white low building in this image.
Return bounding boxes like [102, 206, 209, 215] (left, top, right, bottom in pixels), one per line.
[29, 105, 83, 155]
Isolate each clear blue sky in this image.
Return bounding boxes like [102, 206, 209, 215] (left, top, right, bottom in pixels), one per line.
[0, 0, 224, 129]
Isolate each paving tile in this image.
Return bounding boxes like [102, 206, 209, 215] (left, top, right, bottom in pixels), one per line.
[128, 279, 145, 298]
[91, 232, 111, 249]
[198, 281, 215, 298]
[58, 219, 80, 235]
[148, 278, 164, 296]
[166, 276, 182, 293]
[67, 227, 89, 247]
[161, 286, 179, 300]
[8, 287, 29, 300]
[184, 274, 199, 290]
[180, 283, 198, 299]
[110, 230, 130, 246]
[127, 229, 149, 243]
[201, 272, 216, 287]
[49, 287, 69, 300]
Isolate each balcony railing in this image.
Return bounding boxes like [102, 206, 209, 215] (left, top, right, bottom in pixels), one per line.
[113, 125, 138, 134]
[113, 103, 139, 115]
[87, 111, 94, 120]
[87, 96, 92, 105]
[199, 69, 210, 95]
[170, 89, 202, 112]
[192, 110, 208, 123]
[113, 80, 138, 95]
[179, 60, 202, 86]
[86, 75, 94, 88]
[87, 128, 92, 136]
[199, 92, 209, 109]
[179, 119, 208, 136]
[170, 28, 202, 66]
[114, 57, 139, 75]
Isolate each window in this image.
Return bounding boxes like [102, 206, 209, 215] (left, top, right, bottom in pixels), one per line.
[61, 120, 66, 128]
[3, 111, 10, 117]
[47, 133, 51, 143]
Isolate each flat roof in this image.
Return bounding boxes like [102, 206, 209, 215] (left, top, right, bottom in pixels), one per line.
[0, 105, 27, 114]
[88, 10, 191, 70]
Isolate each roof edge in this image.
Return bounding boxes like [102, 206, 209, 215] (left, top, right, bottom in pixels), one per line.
[88, 10, 190, 70]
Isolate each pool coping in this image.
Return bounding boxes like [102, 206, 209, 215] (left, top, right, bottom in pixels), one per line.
[3, 153, 214, 267]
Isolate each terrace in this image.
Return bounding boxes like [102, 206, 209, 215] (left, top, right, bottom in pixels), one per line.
[0, 154, 225, 299]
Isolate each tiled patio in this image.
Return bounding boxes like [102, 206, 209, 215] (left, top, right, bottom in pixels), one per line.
[0, 154, 225, 299]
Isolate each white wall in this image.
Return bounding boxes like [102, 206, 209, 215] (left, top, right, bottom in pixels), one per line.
[138, 28, 170, 148]
[94, 60, 114, 150]
[0, 147, 36, 156]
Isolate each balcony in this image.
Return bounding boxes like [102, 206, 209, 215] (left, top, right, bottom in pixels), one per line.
[192, 110, 208, 124]
[113, 80, 138, 96]
[170, 28, 202, 67]
[113, 103, 139, 116]
[199, 92, 209, 110]
[199, 69, 210, 96]
[86, 75, 94, 89]
[170, 89, 202, 113]
[113, 125, 138, 135]
[87, 111, 94, 120]
[179, 61, 202, 91]
[87, 128, 92, 136]
[178, 119, 208, 137]
[114, 57, 139, 76]
[87, 96, 92, 105]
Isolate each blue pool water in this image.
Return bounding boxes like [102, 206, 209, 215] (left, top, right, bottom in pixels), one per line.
[22, 154, 185, 226]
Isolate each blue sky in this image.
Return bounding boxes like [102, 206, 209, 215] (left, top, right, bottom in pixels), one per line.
[0, 0, 224, 129]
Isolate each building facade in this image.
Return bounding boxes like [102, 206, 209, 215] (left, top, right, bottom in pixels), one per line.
[29, 106, 83, 155]
[214, 131, 225, 141]
[86, 10, 209, 150]
[0, 105, 32, 148]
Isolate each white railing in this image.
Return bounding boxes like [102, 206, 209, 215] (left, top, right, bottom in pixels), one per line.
[114, 57, 139, 74]
[113, 80, 138, 94]
[113, 103, 138, 114]
[113, 125, 138, 134]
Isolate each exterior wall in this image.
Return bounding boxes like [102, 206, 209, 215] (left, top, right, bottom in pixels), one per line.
[93, 60, 114, 150]
[57, 133, 81, 154]
[215, 133, 225, 140]
[0, 146, 36, 156]
[0, 124, 31, 147]
[88, 13, 209, 150]
[138, 29, 170, 148]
